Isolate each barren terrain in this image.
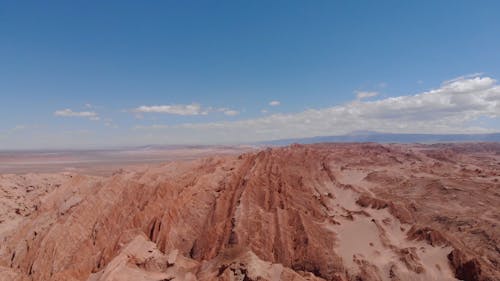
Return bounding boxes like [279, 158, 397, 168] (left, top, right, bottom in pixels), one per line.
[0, 145, 251, 175]
[0, 143, 499, 281]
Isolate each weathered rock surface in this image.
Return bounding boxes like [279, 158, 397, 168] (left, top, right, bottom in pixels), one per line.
[0, 143, 499, 281]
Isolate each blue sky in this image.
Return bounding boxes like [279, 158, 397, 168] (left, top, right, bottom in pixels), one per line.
[1, 1, 500, 149]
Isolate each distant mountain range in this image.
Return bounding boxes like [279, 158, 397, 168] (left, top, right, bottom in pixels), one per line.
[260, 131, 500, 145]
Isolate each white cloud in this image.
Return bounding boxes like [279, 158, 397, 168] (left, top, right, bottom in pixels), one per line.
[133, 104, 206, 115]
[355, 91, 378, 100]
[13, 125, 26, 131]
[103, 118, 118, 128]
[214, 107, 239, 116]
[269, 100, 280, 106]
[442, 72, 484, 85]
[134, 75, 500, 143]
[223, 110, 239, 116]
[132, 104, 239, 117]
[134, 124, 170, 130]
[54, 109, 99, 120]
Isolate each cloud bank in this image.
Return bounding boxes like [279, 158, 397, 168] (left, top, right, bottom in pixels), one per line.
[136, 76, 500, 143]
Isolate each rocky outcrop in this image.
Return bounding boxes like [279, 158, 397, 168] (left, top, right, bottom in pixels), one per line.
[447, 249, 483, 281]
[406, 226, 450, 247]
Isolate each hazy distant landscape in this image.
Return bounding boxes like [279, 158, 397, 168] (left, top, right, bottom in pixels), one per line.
[3, 131, 499, 175]
[0, 145, 252, 175]
[261, 131, 500, 145]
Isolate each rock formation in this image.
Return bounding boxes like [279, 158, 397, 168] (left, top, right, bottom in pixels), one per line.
[0, 143, 499, 281]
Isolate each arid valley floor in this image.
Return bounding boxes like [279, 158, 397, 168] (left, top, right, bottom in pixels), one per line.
[0, 143, 499, 281]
